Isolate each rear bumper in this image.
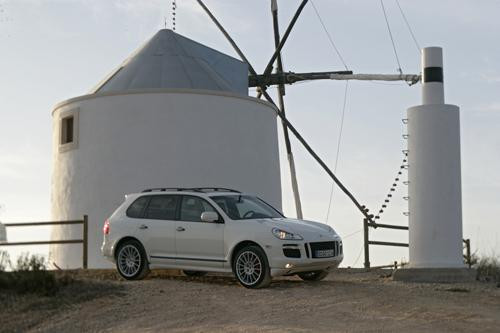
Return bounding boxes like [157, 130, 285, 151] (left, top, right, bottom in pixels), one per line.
[101, 237, 116, 263]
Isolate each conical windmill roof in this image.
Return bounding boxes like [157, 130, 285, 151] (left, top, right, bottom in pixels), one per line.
[91, 29, 248, 96]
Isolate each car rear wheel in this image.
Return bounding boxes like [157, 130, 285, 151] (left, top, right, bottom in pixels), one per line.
[297, 270, 329, 281]
[183, 270, 207, 277]
[116, 240, 149, 280]
[233, 245, 271, 289]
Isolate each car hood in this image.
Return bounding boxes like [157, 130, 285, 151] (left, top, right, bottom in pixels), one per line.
[257, 217, 340, 239]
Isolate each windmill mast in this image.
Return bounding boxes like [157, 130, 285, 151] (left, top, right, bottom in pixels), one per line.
[270, 0, 303, 219]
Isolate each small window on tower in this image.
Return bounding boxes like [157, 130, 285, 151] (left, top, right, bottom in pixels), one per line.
[58, 108, 79, 152]
[61, 116, 74, 144]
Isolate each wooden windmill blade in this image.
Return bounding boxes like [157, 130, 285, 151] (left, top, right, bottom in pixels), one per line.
[263, 0, 309, 77]
[196, 0, 375, 223]
[256, 0, 309, 99]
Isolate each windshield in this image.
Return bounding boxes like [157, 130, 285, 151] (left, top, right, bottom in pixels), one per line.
[210, 195, 284, 220]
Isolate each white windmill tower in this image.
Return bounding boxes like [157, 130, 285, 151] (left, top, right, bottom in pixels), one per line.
[50, 29, 282, 268]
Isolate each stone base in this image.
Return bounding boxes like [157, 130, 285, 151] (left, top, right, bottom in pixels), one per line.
[392, 268, 477, 283]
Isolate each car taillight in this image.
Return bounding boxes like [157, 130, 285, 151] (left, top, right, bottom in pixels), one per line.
[103, 220, 110, 235]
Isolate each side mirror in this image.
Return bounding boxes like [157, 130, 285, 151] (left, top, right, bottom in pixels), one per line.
[0, 223, 7, 243]
[201, 211, 220, 223]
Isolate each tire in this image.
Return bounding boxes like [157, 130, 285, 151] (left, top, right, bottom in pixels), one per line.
[233, 245, 271, 289]
[183, 270, 208, 277]
[297, 270, 329, 282]
[115, 239, 150, 280]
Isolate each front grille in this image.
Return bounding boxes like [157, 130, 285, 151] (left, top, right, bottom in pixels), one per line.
[283, 248, 301, 258]
[310, 241, 340, 258]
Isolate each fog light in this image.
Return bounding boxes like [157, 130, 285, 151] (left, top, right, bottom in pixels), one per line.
[285, 263, 293, 269]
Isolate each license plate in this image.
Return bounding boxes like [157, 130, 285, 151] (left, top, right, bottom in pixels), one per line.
[315, 249, 334, 258]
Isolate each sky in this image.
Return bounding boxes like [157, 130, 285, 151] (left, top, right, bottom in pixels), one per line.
[0, 0, 499, 268]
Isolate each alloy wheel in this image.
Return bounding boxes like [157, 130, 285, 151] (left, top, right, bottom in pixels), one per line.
[235, 250, 262, 286]
[118, 244, 142, 278]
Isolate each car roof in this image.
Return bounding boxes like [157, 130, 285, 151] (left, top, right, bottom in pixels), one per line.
[126, 188, 243, 198]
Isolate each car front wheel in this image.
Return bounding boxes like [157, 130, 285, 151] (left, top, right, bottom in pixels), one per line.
[233, 245, 271, 289]
[297, 270, 329, 281]
[116, 239, 149, 280]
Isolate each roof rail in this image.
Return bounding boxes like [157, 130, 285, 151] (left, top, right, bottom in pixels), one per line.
[194, 187, 241, 193]
[141, 188, 201, 193]
[141, 187, 241, 193]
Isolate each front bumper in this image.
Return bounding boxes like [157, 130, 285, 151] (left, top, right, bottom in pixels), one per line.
[266, 240, 344, 277]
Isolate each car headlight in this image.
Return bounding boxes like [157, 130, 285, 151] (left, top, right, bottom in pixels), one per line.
[272, 228, 303, 240]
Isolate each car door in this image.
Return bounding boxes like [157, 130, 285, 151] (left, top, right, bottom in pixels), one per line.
[134, 195, 180, 266]
[175, 195, 225, 268]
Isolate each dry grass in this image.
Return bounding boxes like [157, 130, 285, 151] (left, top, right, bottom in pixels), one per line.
[0, 253, 68, 296]
[0, 255, 125, 333]
[474, 254, 500, 286]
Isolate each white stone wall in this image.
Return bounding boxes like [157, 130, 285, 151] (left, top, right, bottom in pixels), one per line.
[50, 89, 282, 268]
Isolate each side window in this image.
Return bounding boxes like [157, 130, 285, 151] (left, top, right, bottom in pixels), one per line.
[126, 196, 150, 218]
[180, 196, 217, 222]
[61, 116, 74, 144]
[212, 197, 239, 219]
[144, 195, 179, 220]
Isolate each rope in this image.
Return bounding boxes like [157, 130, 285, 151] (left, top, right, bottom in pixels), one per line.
[373, 152, 408, 221]
[395, 0, 420, 53]
[351, 244, 364, 267]
[380, 0, 403, 73]
[310, 0, 349, 70]
[172, 0, 177, 31]
[325, 80, 349, 222]
[343, 228, 363, 239]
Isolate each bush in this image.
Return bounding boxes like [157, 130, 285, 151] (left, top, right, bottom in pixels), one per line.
[474, 255, 500, 285]
[0, 250, 10, 271]
[16, 253, 47, 271]
[0, 252, 72, 296]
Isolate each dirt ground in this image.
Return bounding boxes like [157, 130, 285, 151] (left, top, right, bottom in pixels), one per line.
[1, 268, 499, 333]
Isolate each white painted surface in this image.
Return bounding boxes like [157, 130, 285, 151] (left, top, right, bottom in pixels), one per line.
[329, 73, 420, 85]
[422, 47, 445, 105]
[407, 104, 463, 268]
[50, 90, 282, 268]
[407, 47, 463, 268]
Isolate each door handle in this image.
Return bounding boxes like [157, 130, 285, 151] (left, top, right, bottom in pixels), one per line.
[139, 224, 148, 230]
[176, 226, 186, 232]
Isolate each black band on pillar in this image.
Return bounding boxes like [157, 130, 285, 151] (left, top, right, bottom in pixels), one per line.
[423, 67, 443, 83]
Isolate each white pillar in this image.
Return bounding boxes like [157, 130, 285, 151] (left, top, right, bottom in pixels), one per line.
[407, 47, 464, 268]
[421, 47, 445, 105]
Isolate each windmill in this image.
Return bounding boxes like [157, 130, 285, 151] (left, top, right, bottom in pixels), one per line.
[197, 0, 469, 276]
[196, 0, 419, 224]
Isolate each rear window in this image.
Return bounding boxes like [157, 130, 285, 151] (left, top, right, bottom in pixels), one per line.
[126, 196, 149, 218]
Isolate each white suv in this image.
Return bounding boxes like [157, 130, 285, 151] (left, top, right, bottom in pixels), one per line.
[101, 188, 343, 288]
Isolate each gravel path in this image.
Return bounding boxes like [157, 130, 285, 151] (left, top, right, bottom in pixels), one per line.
[2, 269, 499, 332]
